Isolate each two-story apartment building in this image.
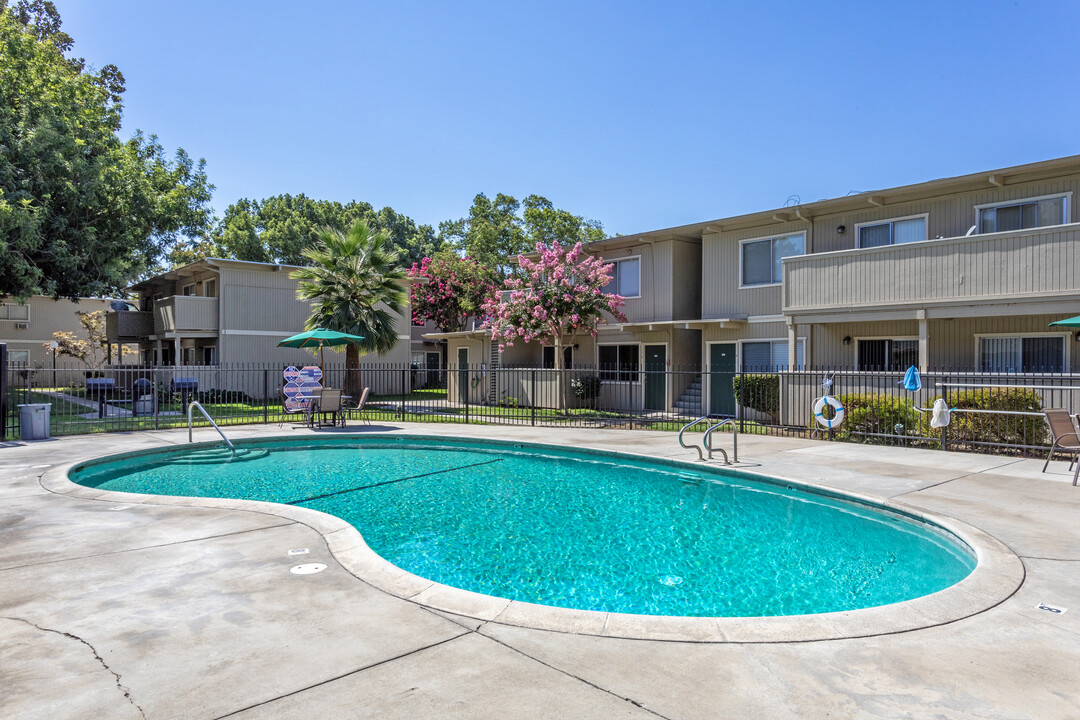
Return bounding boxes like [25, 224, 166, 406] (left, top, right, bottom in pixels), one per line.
[105, 257, 413, 395]
[432, 236, 703, 411]
[1, 296, 137, 385]
[435, 154, 1080, 415]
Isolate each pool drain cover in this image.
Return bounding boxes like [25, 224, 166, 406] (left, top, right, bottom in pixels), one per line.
[290, 563, 327, 575]
[288, 548, 309, 556]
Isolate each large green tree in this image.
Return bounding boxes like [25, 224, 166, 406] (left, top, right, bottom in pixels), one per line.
[439, 193, 607, 278]
[0, 1, 213, 300]
[292, 220, 407, 394]
[215, 194, 438, 268]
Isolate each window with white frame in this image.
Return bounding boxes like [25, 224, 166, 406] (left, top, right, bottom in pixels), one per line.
[0, 303, 30, 321]
[741, 339, 804, 371]
[857, 216, 927, 248]
[979, 335, 1065, 373]
[182, 283, 196, 296]
[741, 233, 804, 286]
[858, 339, 918, 371]
[977, 194, 1068, 234]
[598, 344, 639, 382]
[602, 257, 640, 297]
[8, 349, 29, 365]
[203, 279, 217, 297]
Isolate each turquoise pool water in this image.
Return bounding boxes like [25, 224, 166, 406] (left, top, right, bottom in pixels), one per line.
[70, 436, 975, 617]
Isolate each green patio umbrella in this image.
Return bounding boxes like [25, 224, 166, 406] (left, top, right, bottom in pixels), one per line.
[277, 328, 365, 376]
[1049, 316, 1080, 328]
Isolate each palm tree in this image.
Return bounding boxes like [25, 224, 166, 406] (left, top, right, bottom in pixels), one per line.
[292, 221, 407, 394]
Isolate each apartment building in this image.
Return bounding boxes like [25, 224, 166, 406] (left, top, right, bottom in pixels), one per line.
[104, 257, 414, 396]
[436, 155, 1080, 415]
[431, 235, 703, 411]
[1, 296, 131, 384]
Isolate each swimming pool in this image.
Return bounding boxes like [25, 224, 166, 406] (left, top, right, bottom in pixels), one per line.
[69, 435, 976, 619]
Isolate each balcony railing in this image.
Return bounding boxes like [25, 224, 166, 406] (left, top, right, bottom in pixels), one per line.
[783, 223, 1080, 316]
[105, 311, 153, 341]
[153, 296, 219, 334]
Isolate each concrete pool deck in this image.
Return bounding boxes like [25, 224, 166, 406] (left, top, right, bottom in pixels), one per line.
[1, 424, 1078, 719]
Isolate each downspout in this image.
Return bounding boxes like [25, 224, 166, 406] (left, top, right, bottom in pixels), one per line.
[793, 208, 813, 367]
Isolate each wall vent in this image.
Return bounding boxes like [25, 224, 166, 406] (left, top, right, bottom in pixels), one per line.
[15, 322, 28, 329]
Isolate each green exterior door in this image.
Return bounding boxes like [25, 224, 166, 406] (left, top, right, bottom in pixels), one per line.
[709, 343, 736, 416]
[457, 347, 468, 403]
[644, 345, 666, 411]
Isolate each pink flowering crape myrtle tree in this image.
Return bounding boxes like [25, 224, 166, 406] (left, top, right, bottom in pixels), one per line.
[482, 241, 627, 412]
[410, 253, 498, 333]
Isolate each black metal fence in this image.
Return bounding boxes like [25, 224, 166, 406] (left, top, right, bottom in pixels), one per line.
[2, 356, 1078, 458]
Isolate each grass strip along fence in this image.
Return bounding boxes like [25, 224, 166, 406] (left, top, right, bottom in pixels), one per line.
[2, 357, 1076, 459]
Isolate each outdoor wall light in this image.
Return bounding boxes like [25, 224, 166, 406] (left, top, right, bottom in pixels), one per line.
[1075, 331, 1080, 342]
[843, 336, 851, 345]
[836, 225, 846, 234]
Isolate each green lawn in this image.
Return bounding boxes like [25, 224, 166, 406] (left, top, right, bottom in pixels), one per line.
[5, 384, 763, 437]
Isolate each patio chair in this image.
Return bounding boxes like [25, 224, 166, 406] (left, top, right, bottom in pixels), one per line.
[347, 387, 371, 425]
[314, 388, 344, 428]
[1041, 409, 1080, 486]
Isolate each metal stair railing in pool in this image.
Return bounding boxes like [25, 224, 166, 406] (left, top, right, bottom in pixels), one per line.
[678, 416, 710, 461]
[187, 401, 236, 454]
[704, 418, 737, 464]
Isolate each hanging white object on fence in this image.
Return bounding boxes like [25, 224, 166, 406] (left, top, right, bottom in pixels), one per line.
[930, 398, 952, 429]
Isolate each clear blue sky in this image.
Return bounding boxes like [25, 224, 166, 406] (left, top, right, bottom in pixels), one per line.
[55, 0, 1080, 237]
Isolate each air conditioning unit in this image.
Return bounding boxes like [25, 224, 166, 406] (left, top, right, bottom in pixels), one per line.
[15, 322, 28, 329]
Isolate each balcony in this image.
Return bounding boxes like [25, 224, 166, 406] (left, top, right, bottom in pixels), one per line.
[782, 223, 1080, 322]
[105, 311, 153, 342]
[153, 296, 219, 334]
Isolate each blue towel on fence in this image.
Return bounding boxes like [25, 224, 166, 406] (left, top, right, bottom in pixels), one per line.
[901, 365, 922, 392]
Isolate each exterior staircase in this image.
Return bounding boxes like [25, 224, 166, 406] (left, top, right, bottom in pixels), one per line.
[674, 378, 702, 416]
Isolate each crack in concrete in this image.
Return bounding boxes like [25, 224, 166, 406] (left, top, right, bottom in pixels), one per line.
[0, 520, 297, 573]
[211, 630, 471, 719]
[475, 627, 675, 720]
[3, 615, 146, 719]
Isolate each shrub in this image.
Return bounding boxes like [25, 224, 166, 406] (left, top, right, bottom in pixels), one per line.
[811, 393, 922, 445]
[570, 375, 603, 400]
[939, 388, 1044, 449]
[732, 374, 779, 421]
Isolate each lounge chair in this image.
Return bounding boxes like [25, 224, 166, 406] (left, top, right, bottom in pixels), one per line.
[1041, 409, 1080, 486]
[315, 388, 344, 428]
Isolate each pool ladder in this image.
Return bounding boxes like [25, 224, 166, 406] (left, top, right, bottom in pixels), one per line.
[678, 416, 737, 464]
[188, 401, 236, 454]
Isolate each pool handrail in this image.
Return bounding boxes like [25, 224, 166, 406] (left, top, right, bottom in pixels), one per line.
[678, 416, 710, 461]
[187, 401, 236, 454]
[704, 419, 737, 465]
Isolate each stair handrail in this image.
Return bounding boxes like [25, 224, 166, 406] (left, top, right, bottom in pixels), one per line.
[188, 401, 236, 453]
[678, 416, 710, 461]
[704, 419, 737, 465]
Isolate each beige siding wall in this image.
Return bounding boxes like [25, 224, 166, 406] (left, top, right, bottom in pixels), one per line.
[1, 297, 132, 384]
[589, 239, 699, 324]
[702, 221, 804, 318]
[597, 243, 656, 323]
[705, 173, 1080, 321]
[784, 224, 1080, 313]
[670, 240, 702, 320]
[215, 266, 411, 369]
[808, 175, 1080, 255]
